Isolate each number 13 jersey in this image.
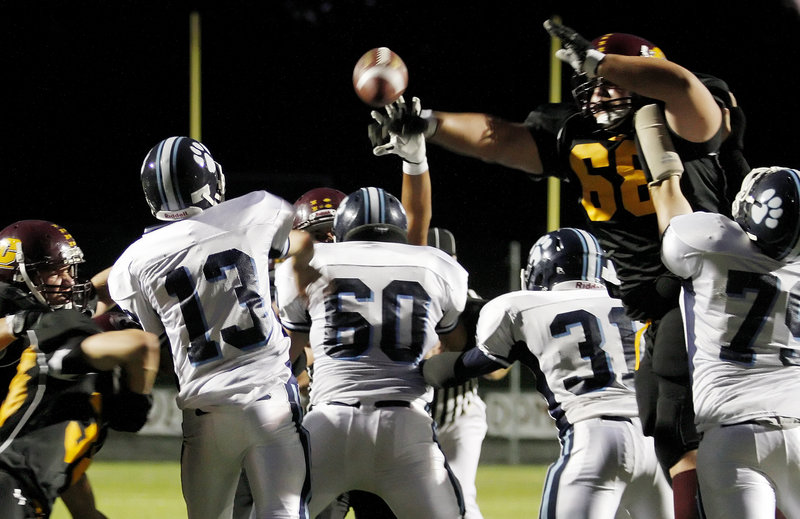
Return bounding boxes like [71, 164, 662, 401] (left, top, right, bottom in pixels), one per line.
[276, 242, 468, 407]
[109, 191, 295, 410]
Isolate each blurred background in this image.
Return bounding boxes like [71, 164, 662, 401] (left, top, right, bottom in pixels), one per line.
[6, 1, 800, 301]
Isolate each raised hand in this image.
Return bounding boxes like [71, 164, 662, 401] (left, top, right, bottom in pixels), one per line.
[370, 96, 429, 173]
[543, 19, 605, 78]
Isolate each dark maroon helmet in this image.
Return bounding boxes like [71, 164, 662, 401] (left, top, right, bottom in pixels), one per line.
[293, 187, 347, 243]
[0, 220, 92, 309]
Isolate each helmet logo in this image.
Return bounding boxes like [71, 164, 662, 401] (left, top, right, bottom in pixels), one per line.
[751, 189, 784, 229]
[0, 237, 20, 271]
[190, 141, 216, 174]
[311, 198, 337, 212]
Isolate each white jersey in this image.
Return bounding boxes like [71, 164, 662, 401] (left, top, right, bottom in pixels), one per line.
[109, 191, 295, 410]
[276, 241, 468, 407]
[475, 287, 641, 434]
[662, 211, 800, 431]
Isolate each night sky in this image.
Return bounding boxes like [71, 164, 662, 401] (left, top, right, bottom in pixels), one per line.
[6, 1, 800, 299]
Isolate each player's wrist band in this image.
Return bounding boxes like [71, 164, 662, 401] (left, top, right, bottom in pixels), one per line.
[403, 158, 428, 175]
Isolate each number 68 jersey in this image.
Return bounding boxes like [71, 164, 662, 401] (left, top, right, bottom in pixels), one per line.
[109, 191, 295, 410]
[662, 211, 800, 432]
[276, 242, 468, 407]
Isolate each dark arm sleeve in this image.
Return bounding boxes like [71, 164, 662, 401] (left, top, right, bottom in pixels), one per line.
[422, 348, 506, 388]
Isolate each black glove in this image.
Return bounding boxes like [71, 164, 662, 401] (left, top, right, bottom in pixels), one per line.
[543, 19, 605, 78]
[106, 389, 154, 432]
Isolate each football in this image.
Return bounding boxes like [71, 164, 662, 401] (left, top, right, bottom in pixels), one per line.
[352, 47, 408, 107]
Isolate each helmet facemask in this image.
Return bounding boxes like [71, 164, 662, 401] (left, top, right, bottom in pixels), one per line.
[18, 246, 92, 311]
[572, 75, 634, 131]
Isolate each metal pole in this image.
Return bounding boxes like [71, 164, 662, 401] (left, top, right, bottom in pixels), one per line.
[547, 14, 562, 232]
[189, 12, 202, 141]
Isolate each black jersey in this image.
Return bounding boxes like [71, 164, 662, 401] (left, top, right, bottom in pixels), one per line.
[0, 309, 108, 516]
[525, 74, 748, 321]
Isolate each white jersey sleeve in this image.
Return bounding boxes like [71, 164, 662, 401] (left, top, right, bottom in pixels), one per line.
[109, 191, 297, 410]
[285, 242, 467, 406]
[661, 212, 721, 279]
[476, 289, 641, 434]
[665, 211, 800, 430]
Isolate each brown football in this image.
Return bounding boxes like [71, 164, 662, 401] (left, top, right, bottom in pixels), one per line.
[352, 47, 408, 107]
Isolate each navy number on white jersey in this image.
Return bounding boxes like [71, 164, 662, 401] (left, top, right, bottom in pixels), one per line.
[551, 307, 635, 395]
[165, 248, 271, 365]
[724, 269, 800, 366]
[323, 278, 431, 361]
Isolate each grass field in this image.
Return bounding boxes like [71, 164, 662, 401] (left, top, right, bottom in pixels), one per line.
[51, 461, 547, 518]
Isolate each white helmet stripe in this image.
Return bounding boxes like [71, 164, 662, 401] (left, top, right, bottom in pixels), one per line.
[157, 136, 183, 211]
[571, 228, 604, 281]
[364, 187, 385, 223]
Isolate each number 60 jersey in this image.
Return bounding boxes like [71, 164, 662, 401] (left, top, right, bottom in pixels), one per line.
[109, 191, 296, 410]
[276, 242, 468, 407]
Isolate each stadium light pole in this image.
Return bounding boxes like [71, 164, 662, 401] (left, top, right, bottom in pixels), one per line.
[189, 11, 202, 141]
[547, 15, 562, 232]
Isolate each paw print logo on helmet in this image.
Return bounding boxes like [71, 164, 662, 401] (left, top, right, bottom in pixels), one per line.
[749, 188, 783, 229]
[733, 167, 800, 261]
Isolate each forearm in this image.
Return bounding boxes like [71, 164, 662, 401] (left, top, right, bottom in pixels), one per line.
[430, 112, 544, 174]
[598, 55, 721, 142]
[423, 348, 506, 388]
[648, 176, 693, 235]
[90, 267, 115, 316]
[80, 329, 160, 394]
[402, 171, 432, 246]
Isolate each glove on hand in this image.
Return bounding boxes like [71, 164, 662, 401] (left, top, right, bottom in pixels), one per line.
[368, 95, 435, 148]
[543, 19, 605, 78]
[371, 96, 428, 171]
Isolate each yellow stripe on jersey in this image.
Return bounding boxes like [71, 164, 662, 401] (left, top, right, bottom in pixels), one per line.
[634, 321, 651, 371]
[0, 347, 37, 428]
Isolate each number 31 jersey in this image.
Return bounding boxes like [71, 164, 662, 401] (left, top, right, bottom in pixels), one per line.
[109, 191, 295, 410]
[474, 287, 641, 435]
[276, 242, 467, 407]
[662, 211, 800, 431]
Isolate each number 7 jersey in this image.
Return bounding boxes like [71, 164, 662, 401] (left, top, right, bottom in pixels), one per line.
[275, 242, 468, 407]
[662, 211, 800, 431]
[108, 191, 295, 410]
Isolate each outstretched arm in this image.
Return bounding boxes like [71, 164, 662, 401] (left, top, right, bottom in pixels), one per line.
[597, 55, 722, 143]
[80, 328, 160, 394]
[370, 96, 545, 176]
[543, 18, 722, 144]
[634, 104, 693, 234]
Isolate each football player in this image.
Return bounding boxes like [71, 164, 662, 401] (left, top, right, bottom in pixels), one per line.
[108, 136, 316, 519]
[646, 147, 800, 517]
[370, 20, 749, 518]
[275, 187, 467, 518]
[423, 228, 673, 518]
[0, 220, 159, 518]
